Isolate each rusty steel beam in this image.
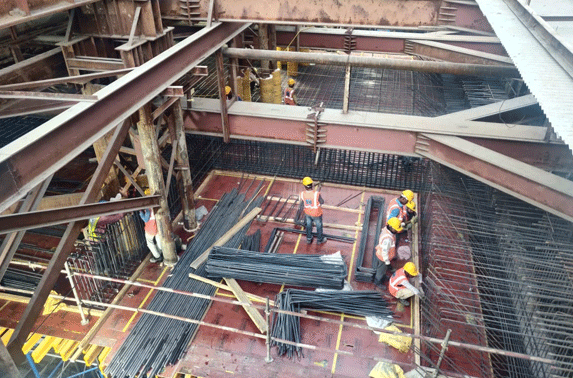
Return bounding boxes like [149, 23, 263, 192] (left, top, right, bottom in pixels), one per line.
[0, 100, 75, 119]
[0, 22, 249, 214]
[0, 90, 97, 102]
[0, 48, 64, 86]
[0, 196, 160, 234]
[405, 40, 512, 65]
[66, 57, 126, 72]
[0, 69, 133, 91]
[223, 47, 519, 77]
[415, 134, 573, 223]
[6, 118, 132, 364]
[0, 0, 99, 30]
[199, 0, 442, 26]
[274, 27, 505, 55]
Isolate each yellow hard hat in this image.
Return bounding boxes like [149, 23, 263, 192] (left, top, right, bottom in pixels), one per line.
[403, 262, 418, 276]
[288, 78, 295, 86]
[387, 217, 403, 232]
[401, 190, 414, 202]
[302, 176, 313, 186]
[225, 86, 231, 95]
[405, 201, 416, 212]
[144, 188, 151, 196]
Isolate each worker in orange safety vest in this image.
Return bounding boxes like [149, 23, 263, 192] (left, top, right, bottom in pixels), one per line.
[284, 78, 297, 105]
[373, 217, 402, 286]
[299, 176, 326, 244]
[385, 189, 414, 222]
[139, 189, 163, 263]
[389, 262, 424, 307]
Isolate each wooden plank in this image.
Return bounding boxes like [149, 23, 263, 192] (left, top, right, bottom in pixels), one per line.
[188, 272, 274, 305]
[190, 207, 261, 269]
[224, 278, 268, 334]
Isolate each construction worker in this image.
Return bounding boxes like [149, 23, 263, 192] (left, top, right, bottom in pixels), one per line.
[284, 78, 297, 105]
[139, 189, 163, 263]
[225, 85, 242, 102]
[87, 194, 125, 240]
[401, 200, 417, 231]
[299, 177, 327, 244]
[389, 262, 424, 307]
[373, 217, 402, 286]
[385, 189, 414, 222]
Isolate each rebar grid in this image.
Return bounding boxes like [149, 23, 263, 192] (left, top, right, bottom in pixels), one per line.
[67, 212, 147, 307]
[419, 162, 573, 378]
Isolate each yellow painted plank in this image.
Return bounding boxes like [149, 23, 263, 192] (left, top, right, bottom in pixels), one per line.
[22, 333, 42, 355]
[60, 340, 79, 361]
[51, 337, 64, 353]
[0, 328, 12, 346]
[32, 336, 57, 363]
[84, 344, 104, 366]
[98, 346, 111, 364]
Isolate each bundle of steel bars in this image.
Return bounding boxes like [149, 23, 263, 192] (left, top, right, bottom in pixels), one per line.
[205, 247, 348, 289]
[271, 289, 393, 358]
[355, 196, 385, 282]
[105, 188, 263, 378]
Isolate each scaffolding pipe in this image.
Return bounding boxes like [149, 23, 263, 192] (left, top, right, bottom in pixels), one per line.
[222, 47, 520, 77]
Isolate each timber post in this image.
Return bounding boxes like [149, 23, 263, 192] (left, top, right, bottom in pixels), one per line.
[137, 104, 178, 264]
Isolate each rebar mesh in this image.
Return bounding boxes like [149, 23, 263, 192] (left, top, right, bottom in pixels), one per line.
[186, 135, 427, 191]
[419, 162, 573, 378]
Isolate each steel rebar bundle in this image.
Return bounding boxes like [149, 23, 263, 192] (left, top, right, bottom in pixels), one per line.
[271, 289, 393, 358]
[355, 196, 385, 282]
[105, 188, 263, 378]
[205, 247, 348, 289]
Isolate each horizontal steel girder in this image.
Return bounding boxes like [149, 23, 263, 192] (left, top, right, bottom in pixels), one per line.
[274, 27, 505, 56]
[415, 134, 573, 223]
[186, 98, 572, 170]
[222, 47, 519, 77]
[0, 0, 99, 30]
[187, 98, 547, 144]
[199, 0, 442, 26]
[0, 196, 160, 234]
[0, 22, 249, 213]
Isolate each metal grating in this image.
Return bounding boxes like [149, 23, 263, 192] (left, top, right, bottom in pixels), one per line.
[476, 0, 573, 151]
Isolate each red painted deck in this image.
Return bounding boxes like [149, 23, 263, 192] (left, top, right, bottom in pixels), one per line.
[0, 170, 493, 378]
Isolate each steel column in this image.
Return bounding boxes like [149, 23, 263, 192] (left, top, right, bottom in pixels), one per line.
[0, 22, 249, 213]
[222, 47, 519, 77]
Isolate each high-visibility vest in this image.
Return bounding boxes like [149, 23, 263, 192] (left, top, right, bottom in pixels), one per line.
[284, 87, 296, 105]
[375, 227, 396, 262]
[144, 210, 158, 235]
[87, 216, 101, 239]
[300, 190, 323, 217]
[385, 198, 407, 221]
[389, 268, 408, 297]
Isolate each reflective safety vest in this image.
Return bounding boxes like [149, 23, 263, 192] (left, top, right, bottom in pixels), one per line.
[386, 198, 407, 222]
[145, 210, 158, 235]
[389, 268, 408, 297]
[375, 227, 396, 263]
[284, 87, 296, 105]
[300, 190, 323, 217]
[87, 217, 101, 239]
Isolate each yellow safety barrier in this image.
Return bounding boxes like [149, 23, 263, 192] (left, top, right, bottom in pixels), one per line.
[51, 337, 64, 354]
[98, 346, 112, 378]
[22, 333, 43, 355]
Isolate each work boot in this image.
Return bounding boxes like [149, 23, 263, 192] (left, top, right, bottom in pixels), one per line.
[317, 237, 327, 244]
[398, 298, 410, 307]
[150, 256, 163, 263]
[306, 238, 313, 244]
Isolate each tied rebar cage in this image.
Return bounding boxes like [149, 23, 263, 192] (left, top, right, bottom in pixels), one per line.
[67, 212, 147, 307]
[419, 162, 573, 378]
[186, 135, 427, 192]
